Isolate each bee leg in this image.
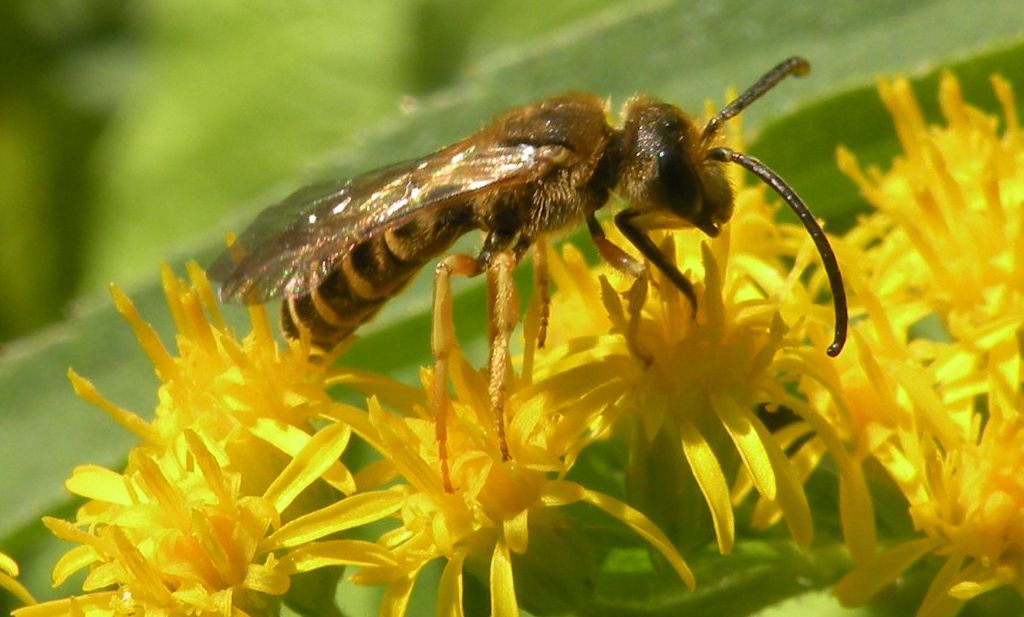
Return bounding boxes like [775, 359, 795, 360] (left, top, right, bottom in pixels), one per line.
[615, 210, 698, 313]
[587, 215, 653, 365]
[532, 240, 550, 349]
[432, 254, 481, 493]
[486, 251, 517, 461]
[587, 215, 647, 278]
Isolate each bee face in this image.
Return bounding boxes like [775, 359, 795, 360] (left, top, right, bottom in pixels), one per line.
[618, 98, 734, 237]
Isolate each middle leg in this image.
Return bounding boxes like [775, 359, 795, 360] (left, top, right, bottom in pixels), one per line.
[486, 251, 518, 461]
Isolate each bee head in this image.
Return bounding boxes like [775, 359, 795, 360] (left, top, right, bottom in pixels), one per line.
[613, 57, 848, 357]
[618, 98, 734, 237]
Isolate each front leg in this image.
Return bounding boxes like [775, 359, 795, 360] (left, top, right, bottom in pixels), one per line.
[587, 214, 647, 279]
[615, 209, 698, 315]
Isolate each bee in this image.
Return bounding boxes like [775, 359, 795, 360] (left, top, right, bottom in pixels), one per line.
[209, 56, 848, 489]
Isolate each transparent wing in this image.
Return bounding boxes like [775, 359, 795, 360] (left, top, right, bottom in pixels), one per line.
[208, 141, 564, 303]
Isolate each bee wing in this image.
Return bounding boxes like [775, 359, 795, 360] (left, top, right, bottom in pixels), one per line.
[209, 141, 564, 303]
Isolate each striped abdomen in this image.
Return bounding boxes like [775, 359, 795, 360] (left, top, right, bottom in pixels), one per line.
[282, 207, 472, 350]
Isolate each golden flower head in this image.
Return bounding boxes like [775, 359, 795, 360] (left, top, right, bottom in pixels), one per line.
[273, 332, 696, 617]
[533, 141, 866, 556]
[17, 264, 368, 616]
[827, 72, 1024, 616]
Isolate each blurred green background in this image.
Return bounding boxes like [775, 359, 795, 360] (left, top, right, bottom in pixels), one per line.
[2, 0, 1024, 614]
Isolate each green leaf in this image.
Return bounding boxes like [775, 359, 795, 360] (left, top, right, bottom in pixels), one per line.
[3, 0, 1023, 612]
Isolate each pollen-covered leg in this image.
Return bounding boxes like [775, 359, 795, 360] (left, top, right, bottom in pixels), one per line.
[487, 251, 518, 461]
[432, 254, 480, 492]
[532, 241, 550, 349]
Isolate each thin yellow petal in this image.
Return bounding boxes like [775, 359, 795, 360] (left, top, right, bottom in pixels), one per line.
[250, 418, 356, 495]
[437, 550, 467, 617]
[504, 509, 530, 555]
[834, 537, 941, 606]
[51, 545, 99, 587]
[281, 540, 397, 572]
[380, 573, 416, 617]
[108, 527, 172, 605]
[678, 421, 734, 554]
[64, 465, 131, 505]
[748, 418, 813, 547]
[12, 592, 117, 617]
[783, 395, 877, 562]
[0, 554, 35, 607]
[183, 431, 231, 507]
[490, 542, 518, 617]
[242, 562, 290, 595]
[67, 370, 159, 444]
[946, 560, 1009, 600]
[262, 487, 406, 550]
[185, 261, 226, 330]
[917, 552, 967, 617]
[42, 517, 94, 547]
[889, 362, 964, 451]
[109, 283, 177, 380]
[263, 422, 353, 512]
[546, 481, 695, 590]
[322, 402, 386, 454]
[711, 391, 776, 500]
[327, 369, 424, 414]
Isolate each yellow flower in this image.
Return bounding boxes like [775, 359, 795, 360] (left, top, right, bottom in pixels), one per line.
[16, 264, 379, 616]
[824, 73, 1024, 615]
[533, 159, 869, 557]
[835, 406, 1024, 617]
[270, 338, 695, 616]
[840, 74, 1024, 414]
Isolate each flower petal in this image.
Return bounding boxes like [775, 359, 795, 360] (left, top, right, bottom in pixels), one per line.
[64, 465, 131, 505]
[678, 421, 734, 554]
[490, 541, 518, 617]
[545, 481, 695, 590]
[437, 550, 467, 617]
[833, 537, 941, 606]
[281, 540, 397, 572]
[711, 392, 777, 501]
[12, 591, 118, 617]
[67, 370, 159, 445]
[504, 509, 530, 555]
[262, 487, 406, 550]
[380, 572, 417, 617]
[262, 422, 354, 512]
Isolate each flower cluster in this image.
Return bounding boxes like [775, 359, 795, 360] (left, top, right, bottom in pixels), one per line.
[14, 266, 366, 616]
[12, 69, 1024, 617]
[810, 73, 1024, 616]
[15, 263, 695, 617]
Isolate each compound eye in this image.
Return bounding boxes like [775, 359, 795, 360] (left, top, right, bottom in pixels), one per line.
[655, 144, 701, 221]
